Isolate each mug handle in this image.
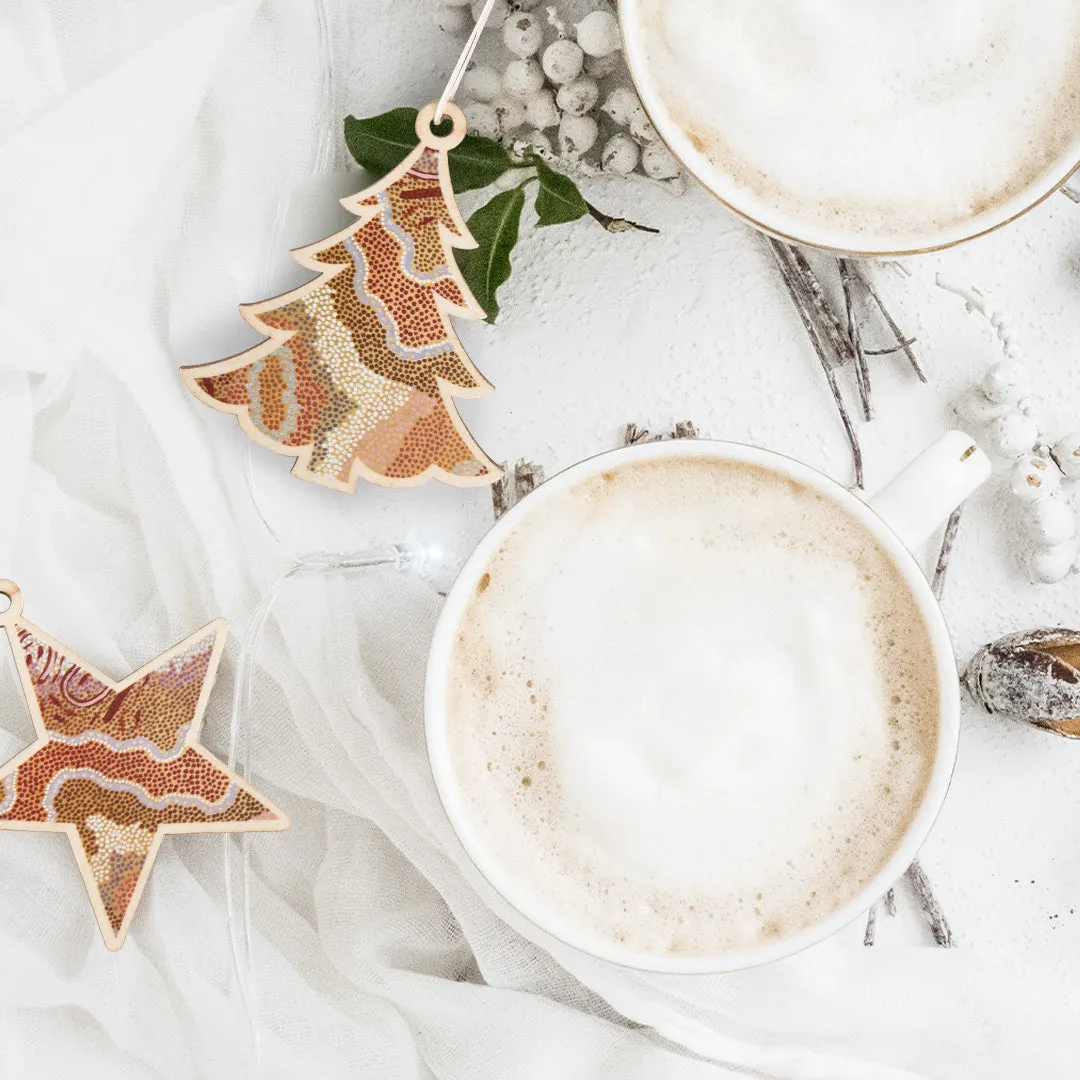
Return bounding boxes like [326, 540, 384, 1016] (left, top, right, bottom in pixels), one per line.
[867, 430, 992, 550]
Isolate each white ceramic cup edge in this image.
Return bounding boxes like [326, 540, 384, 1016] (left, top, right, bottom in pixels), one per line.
[425, 437, 985, 973]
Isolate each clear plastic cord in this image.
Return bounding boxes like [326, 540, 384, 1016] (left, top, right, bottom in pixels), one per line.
[435, 0, 497, 122]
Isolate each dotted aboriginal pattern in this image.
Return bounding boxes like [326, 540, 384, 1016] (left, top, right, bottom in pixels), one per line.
[0, 622, 283, 945]
[188, 144, 497, 490]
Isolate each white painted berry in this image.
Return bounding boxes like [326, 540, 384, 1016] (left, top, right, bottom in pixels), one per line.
[462, 64, 502, 103]
[981, 360, 1030, 405]
[641, 141, 680, 179]
[436, 4, 470, 34]
[575, 11, 621, 57]
[556, 76, 600, 117]
[1029, 540, 1079, 583]
[1026, 497, 1076, 546]
[503, 58, 545, 101]
[524, 129, 553, 157]
[558, 113, 599, 158]
[494, 98, 526, 134]
[525, 89, 560, 131]
[1009, 454, 1061, 501]
[988, 411, 1038, 459]
[503, 12, 543, 57]
[542, 38, 585, 84]
[602, 86, 640, 127]
[629, 108, 658, 142]
[463, 101, 501, 140]
[472, 0, 508, 29]
[1052, 432, 1080, 479]
[601, 133, 639, 175]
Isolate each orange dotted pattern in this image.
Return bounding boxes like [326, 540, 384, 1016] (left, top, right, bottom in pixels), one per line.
[0, 627, 279, 936]
[192, 143, 495, 490]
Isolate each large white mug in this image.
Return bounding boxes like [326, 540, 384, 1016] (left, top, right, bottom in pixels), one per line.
[425, 432, 991, 972]
[618, 0, 1080, 255]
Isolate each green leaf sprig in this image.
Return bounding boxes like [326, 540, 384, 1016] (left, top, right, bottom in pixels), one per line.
[344, 108, 657, 323]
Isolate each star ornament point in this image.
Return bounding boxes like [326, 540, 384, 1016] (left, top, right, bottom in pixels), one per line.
[0, 581, 288, 951]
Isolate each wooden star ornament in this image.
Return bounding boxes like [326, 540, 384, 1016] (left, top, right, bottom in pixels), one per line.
[0, 580, 288, 950]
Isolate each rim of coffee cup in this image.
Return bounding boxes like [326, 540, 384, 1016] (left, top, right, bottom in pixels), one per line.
[617, 0, 1080, 256]
[425, 439, 963, 974]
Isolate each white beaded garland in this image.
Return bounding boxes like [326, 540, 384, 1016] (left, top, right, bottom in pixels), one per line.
[556, 76, 600, 117]
[1053, 432, 1080, 479]
[503, 57, 546, 100]
[601, 133, 639, 175]
[558, 113, 599, 158]
[1010, 455, 1061, 501]
[1029, 541, 1078, 584]
[542, 38, 585, 84]
[1027, 497, 1077, 546]
[503, 12, 543, 57]
[987, 412, 1038, 459]
[575, 11, 622, 57]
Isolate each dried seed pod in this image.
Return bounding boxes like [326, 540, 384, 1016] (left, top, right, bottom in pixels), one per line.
[963, 628, 1080, 737]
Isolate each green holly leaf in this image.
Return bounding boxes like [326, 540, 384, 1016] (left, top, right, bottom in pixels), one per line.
[533, 160, 589, 226]
[343, 108, 514, 193]
[457, 186, 527, 324]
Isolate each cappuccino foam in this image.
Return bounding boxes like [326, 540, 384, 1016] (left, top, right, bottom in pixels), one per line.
[445, 458, 939, 958]
[632, 0, 1080, 241]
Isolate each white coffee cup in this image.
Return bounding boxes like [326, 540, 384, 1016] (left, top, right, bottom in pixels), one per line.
[618, 0, 1080, 255]
[426, 432, 990, 973]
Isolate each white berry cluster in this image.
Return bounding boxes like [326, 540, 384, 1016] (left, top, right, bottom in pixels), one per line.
[436, 1, 682, 184]
[949, 291, 1080, 584]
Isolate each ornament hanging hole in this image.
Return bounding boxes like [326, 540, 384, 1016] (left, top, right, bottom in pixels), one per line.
[0, 580, 24, 625]
[417, 101, 468, 151]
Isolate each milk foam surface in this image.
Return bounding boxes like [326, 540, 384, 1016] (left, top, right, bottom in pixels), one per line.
[632, 0, 1080, 241]
[446, 459, 939, 957]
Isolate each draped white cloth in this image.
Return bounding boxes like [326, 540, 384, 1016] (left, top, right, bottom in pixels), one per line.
[1, 3, 1078, 1078]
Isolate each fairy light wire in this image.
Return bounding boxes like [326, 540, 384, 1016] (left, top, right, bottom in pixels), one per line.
[222, 0, 479, 1052]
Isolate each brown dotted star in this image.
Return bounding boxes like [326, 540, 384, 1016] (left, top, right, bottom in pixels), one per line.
[0, 580, 288, 949]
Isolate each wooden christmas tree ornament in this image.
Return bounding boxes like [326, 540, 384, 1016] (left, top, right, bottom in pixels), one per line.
[182, 102, 501, 493]
[0, 581, 288, 950]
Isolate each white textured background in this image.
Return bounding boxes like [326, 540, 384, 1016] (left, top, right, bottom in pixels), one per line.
[1, 2, 1079, 1077]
